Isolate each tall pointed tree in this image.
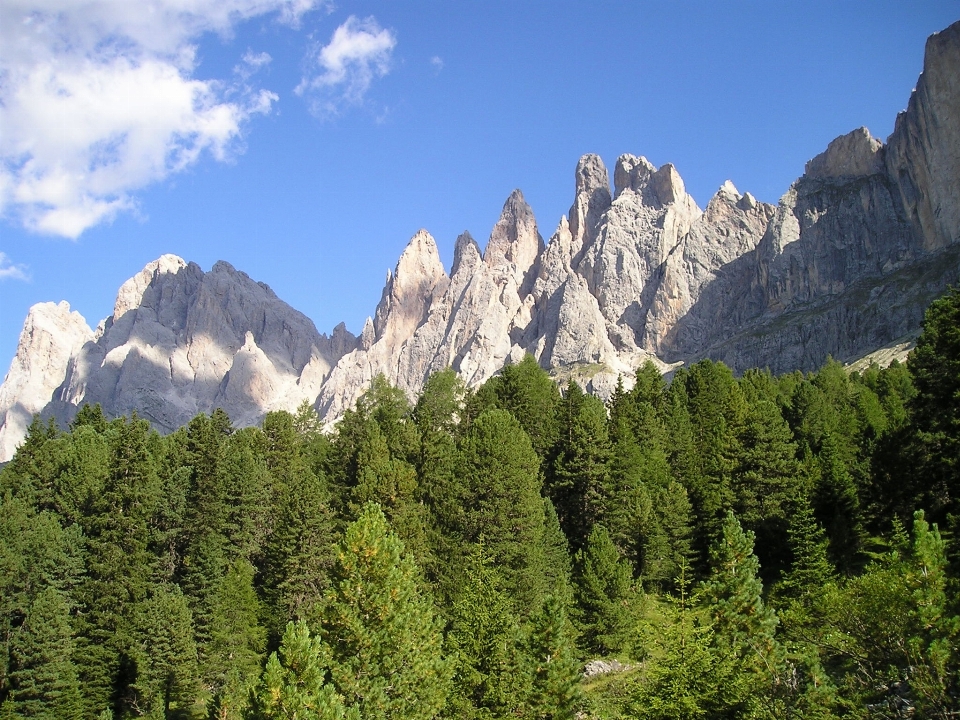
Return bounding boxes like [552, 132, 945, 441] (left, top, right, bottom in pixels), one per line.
[320, 504, 451, 720]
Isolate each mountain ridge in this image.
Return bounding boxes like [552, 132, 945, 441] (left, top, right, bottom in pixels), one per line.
[1, 19, 958, 462]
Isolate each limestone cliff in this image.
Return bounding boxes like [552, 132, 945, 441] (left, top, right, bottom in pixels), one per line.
[0, 20, 957, 460]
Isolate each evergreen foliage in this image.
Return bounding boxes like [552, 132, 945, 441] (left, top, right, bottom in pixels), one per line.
[1, 287, 959, 718]
[319, 504, 451, 720]
[247, 620, 355, 720]
[574, 524, 635, 655]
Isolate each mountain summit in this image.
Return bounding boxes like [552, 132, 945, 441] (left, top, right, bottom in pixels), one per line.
[1, 20, 958, 461]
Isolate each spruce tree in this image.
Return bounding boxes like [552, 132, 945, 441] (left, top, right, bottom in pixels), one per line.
[526, 596, 580, 720]
[496, 354, 561, 462]
[907, 286, 960, 520]
[259, 464, 338, 638]
[204, 559, 266, 719]
[447, 543, 530, 719]
[574, 524, 635, 655]
[550, 384, 610, 553]
[74, 415, 161, 716]
[700, 511, 778, 658]
[128, 584, 199, 717]
[777, 496, 834, 605]
[729, 395, 803, 580]
[1, 587, 83, 719]
[456, 409, 549, 610]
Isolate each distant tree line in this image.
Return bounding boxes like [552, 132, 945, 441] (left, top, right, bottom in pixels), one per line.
[1, 287, 959, 719]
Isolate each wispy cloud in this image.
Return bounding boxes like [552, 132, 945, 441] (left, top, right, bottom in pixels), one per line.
[0, 253, 30, 282]
[297, 15, 396, 117]
[0, 0, 319, 239]
[430, 56, 444, 74]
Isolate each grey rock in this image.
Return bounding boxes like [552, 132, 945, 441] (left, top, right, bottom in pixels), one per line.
[1, 20, 958, 456]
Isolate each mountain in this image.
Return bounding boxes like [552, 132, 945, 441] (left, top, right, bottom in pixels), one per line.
[1, 20, 957, 462]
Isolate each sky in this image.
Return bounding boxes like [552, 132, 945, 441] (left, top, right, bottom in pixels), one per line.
[1, 1, 958, 372]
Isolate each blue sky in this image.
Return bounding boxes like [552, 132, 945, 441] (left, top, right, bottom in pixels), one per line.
[1, 1, 957, 372]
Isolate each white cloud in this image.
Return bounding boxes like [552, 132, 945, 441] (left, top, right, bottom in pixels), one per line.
[0, 253, 30, 282]
[297, 15, 396, 116]
[0, 0, 319, 238]
[430, 56, 444, 73]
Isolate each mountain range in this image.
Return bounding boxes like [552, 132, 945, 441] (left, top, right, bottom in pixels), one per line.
[1, 20, 958, 462]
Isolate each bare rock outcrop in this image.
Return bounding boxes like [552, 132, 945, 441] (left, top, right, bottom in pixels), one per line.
[1, 20, 957, 457]
[0, 255, 357, 459]
[0, 302, 94, 460]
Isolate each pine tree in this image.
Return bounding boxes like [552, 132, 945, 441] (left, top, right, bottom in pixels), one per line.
[456, 409, 549, 610]
[642, 481, 694, 592]
[574, 524, 635, 655]
[247, 620, 356, 720]
[128, 583, 199, 717]
[320, 504, 451, 720]
[204, 559, 266, 719]
[447, 543, 530, 719]
[1, 587, 83, 719]
[526, 596, 580, 720]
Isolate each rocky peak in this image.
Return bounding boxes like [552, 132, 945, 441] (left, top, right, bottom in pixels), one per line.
[650, 163, 686, 206]
[483, 190, 543, 287]
[613, 154, 656, 198]
[569, 154, 612, 260]
[373, 229, 449, 347]
[805, 127, 884, 180]
[452, 231, 482, 278]
[0, 301, 94, 461]
[885, 19, 960, 251]
[113, 253, 187, 319]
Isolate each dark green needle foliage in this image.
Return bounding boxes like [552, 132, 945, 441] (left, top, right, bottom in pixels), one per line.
[0, 285, 958, 718]
[574, 524, 635, 656]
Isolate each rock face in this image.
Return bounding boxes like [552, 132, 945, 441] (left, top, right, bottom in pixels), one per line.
[0, 256, 358, 458]
[0, 302, 94, 461]
[0, 20, 958, 461]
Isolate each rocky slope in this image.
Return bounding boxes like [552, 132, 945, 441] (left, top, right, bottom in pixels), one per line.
[0, 20, 957, 461]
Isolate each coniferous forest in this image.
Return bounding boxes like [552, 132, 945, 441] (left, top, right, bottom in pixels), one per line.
[2, 288, 959, 719]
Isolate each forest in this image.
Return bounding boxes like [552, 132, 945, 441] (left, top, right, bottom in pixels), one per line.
[1, 287, 958, 720]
